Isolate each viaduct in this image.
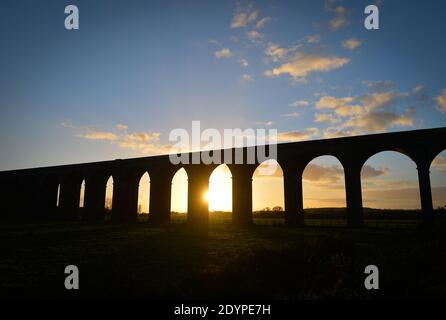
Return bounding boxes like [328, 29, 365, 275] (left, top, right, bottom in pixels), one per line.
[0, 127, 445, 227]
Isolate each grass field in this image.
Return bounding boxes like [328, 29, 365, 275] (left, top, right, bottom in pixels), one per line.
[1, 211, 445, 300]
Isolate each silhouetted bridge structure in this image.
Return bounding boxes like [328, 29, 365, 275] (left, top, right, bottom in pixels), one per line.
[1, 128, 445, 227]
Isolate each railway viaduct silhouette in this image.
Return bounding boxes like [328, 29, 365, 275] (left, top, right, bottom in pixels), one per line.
[0, 127, 445, 227]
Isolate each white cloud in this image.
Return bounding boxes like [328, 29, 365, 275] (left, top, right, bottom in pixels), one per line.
[240, 74, 254, 83]
[264, 52, 349, 81]
[289, 100, 309, 107]
[214, 48, 232, 59]
[341, 38, 362, 50]
[239, 58, 249, 67]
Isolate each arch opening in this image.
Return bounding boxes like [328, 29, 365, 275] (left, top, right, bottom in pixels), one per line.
[302, 156, 346, 226]
[137, 172, 150, 217]
[430, 150, 446, 211]
[79, 179, 85, 208]
[105, 176, 113, 211]
[252, 159, 284, 225]
[361, 151, 421, 223]
[208, 164, 232, 223]
[171, 168, 188, 223]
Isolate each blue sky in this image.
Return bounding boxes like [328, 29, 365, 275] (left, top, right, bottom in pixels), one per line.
[0, 0, 445, 209]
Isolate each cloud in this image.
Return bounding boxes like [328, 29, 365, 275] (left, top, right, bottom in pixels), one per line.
[79, 131, 118, 141]
[436, 88, 446, 112]
[231, 2, 258, 28]
[282, 112, 300, 118]
[432, 155, 446, 171]
[277, 128, 319, 142]
[360, 91, 397, 110]
[264, 43, 295, 63]
[315, 113, 341, 124]
[344, 109, 414, 132]
[361, 164, 389, 179]
[238, 58, 249, 67]
[303, 163, 343, 183]
[323, 127, 362, 138]
[306, 35, 320, 44]
[315, 84, 420, 135]
[289, 100, 309, 107]
[264, 52, 349, 81]
[214, 48, 232, 59]
[60, 120, 74, 128]
[362, 80, 396, 92]
[74, 124, 171, 155]
[246, 30, 262, 40]
[256, 16, 271, 29]
[116, 124, 128, 131]
[329, 6, 348, 30]
[341, 38, 362, 50]
[255, 120, 273, 127]
[316, 96, 355, 109]
[240, 74, 254, 83]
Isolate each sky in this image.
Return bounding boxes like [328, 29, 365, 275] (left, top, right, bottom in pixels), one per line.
[1, 0, 446, 211]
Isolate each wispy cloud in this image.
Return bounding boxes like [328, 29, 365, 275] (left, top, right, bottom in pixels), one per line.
[214, 48, 232, 59]
[231, 2, 258, 28]
[342, 38, 362, 50]
[306, 35, 320, 44]
[264, 51, 349, 82]
[255, 16, 271, 29]
[325, 1, 348, 31]
[289, 100, 309, 107]
[240, 74, 254, 83]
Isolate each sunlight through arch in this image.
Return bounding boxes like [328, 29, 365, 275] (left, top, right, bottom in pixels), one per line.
[171, 168, 188, 216]
[208, 164, 232, 213]
[252, 159, 284, 213]
[302, 156, 346, 209]
[361, 151, 420, 210]
[79, 179, 85, 208]
[105, 176, 113, 210]
[137, 172, 150, 214]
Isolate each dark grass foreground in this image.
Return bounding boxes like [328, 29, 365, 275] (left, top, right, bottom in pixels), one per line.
[0, 218, 445, 299]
